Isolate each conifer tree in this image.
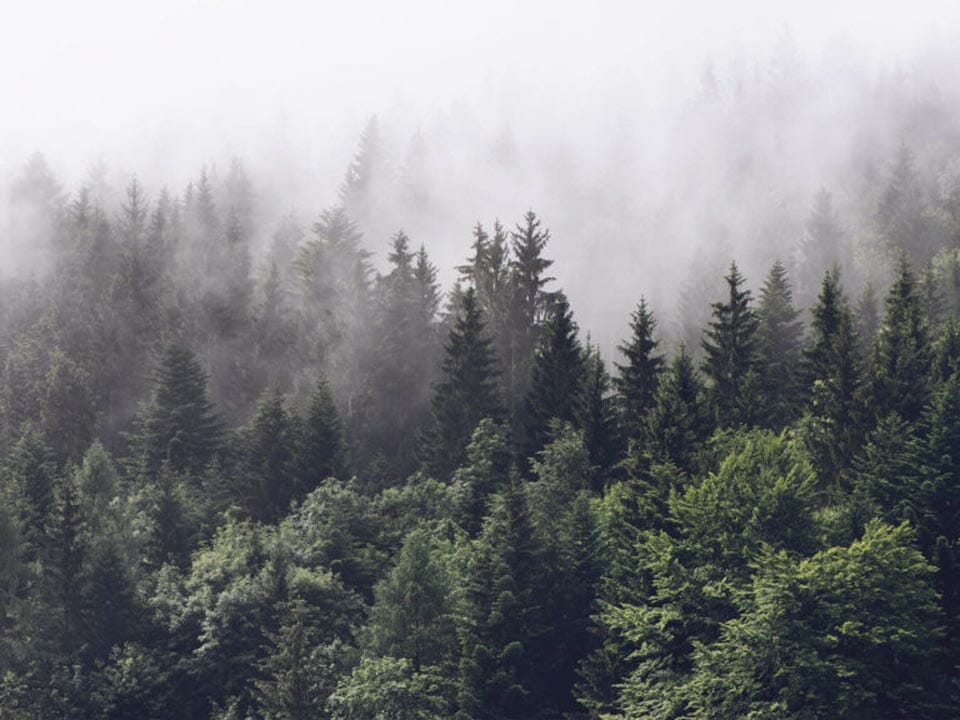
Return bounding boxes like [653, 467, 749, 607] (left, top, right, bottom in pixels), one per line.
[296, 378, 347, 488]
[800, 267, 865, 485]
[613, 298, 664, 443]
[506, 211, 556, 414]
[578, 345, 619, 489]
[458, 483, 544, 720]
[755, 260, 803, 428]
[131, 341, 224, 479]
[642, 345, 712, 474]
[422, 288, 502, 480]
[243, 387, 297, 522]
[701, 262, 759, 427]
[870, 258, 932, 423]
[523, 297, 585, 465]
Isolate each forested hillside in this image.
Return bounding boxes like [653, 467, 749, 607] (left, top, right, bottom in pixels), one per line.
[0, 108, 957, 718]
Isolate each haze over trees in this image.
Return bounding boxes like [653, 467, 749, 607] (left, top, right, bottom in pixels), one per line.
[1, 17, 960, 720]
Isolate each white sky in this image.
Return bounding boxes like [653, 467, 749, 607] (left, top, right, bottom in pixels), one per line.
[2, 0, 958, 186]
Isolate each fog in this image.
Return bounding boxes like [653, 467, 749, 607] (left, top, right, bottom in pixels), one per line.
[4, 0, 960, 353]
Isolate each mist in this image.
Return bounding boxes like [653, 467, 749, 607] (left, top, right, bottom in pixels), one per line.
[4, 0, 960, 356]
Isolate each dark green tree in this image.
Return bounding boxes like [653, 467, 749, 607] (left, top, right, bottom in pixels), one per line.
[643, 345, 712, 474]
[870, 258, 932, 423]
[613, 298, 664, 443]
[522, 297, 585, 466]
[755, 259, 803, 428]
[422, 288, 502, 480]
[701, 262, 760, 427]
[130, 341, 224, 479]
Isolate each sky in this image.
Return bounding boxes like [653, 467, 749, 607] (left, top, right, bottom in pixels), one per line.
[3, 0, 960, 352]
[2, 0, 957, 185]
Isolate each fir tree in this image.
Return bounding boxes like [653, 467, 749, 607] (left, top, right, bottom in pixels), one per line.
[523, 297, 585, 466]
[642, 345, 712, 474]
[613, 298, 664, 443]
[131, 341, 224, 479]
[870, 258, 932, 423]
[800, 267, 865, 486]
[701, 262, 759, 427]
[296, 378, 347, 488]
[755, 260, 803, 428]
[422, 288, 502, 479]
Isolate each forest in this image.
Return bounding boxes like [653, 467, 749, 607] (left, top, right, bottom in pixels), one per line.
[2, 24, 960, 719]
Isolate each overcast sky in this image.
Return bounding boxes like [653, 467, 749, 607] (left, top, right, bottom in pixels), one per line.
[2, 0, 958, 186]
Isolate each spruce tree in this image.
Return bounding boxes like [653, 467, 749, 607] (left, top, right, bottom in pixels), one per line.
[578, 345, 619, 489]
[613, 298, 664, 443]
[523, 297, 585, 466]
[131, 341, 223, 479]
[800, 267, 865, 486]
[296, 378, 346, 488]
[643, 345, 712, 474]
[755, 260, 803, 428]
[870, 258, 932, 423]
[701, 262, 760, 427]
[422, 288, 502, 479]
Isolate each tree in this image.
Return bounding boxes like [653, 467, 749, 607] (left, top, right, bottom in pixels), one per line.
[613, 298, 664, 443]
[328, 656, 450, 720]
[685, 521, 947, 719]
[578, 345, 619, 488]
[799, 188, 845, 305]
[242, 387, 298, 522]
[755, 260, 804, 428]
[870, 257, 932, 423]
[296, 378, 347, 488]
[506, 211, 556, 415]
[422, 288, 502, 480]
[701, 262, 760, 427]
[363, 529, 456, 672]
[800, 267, 865, 486]
[643, 345, 712, 474]
[523, 297, 585, 465]
[130, 341, 224, 479]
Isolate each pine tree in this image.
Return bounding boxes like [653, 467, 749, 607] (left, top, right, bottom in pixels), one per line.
[422, 288, 502, 480]
[642, 345, 712, 474]
[755, 260, 803, 428]
[701, 262, 759, 427]
[458, 484, 544, 720]
[243, 387, 297, 522]
[506, 211, 556, 416]
[364, 528, 456, 672]
[871, 258, 932, 423]
[799, 188, 845, 306]
[296, 378, 346, 488]
[800, 267, 865, 486]
[131, 341, 224, 479]
[613, 298, 664, 443]
[523, 297, 585, 466]
[578, 345, 619, 489]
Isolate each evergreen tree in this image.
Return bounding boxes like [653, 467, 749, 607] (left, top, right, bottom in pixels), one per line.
[523, 297, 585, 465]
[642, 345, 712, 474]
[458, 484, 544, 720]
[243, 387, 297, 522]
[800, 267, 865, 486]
[870, 258, 932, 423]
[506, 211, 556, 416]
[701, 262, 760, 427]
[613, 298, 664, 443]
[130, 341, 224, 479]
[422, 288, 502, 480]
[578, 345, 619, 489]
[296, 378, 347, 488]
[755, 260, 804, 428]
[363, 528, 456, 672]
